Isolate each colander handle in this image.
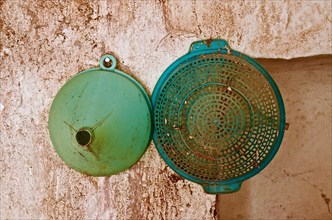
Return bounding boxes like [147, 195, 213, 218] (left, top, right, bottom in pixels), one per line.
[189, 39, 231, 53]
[202, 182, 242, 194]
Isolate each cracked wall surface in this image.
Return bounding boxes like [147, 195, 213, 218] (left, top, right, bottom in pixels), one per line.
[0, 0, 331, 219]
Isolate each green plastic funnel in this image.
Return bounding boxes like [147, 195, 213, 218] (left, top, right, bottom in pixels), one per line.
[48, 54, 152, 176]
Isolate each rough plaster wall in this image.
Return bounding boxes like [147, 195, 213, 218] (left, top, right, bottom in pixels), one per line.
[217, 56, 332, 220]
[0, 0, 331, 219]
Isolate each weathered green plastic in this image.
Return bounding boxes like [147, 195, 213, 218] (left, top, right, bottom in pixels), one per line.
[48, 54, 152, 176]
[152, 39, 286, 194]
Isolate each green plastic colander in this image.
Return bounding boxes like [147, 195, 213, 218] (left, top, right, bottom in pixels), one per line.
[152, 39, 286, 194]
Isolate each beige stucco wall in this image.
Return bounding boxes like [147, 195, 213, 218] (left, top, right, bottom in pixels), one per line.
[0, 0, 331, 219]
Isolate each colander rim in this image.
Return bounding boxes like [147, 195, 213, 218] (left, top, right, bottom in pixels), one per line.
[152, 40, 286, 185]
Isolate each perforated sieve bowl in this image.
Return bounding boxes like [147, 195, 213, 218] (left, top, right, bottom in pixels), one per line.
[152, 39, 286, 194]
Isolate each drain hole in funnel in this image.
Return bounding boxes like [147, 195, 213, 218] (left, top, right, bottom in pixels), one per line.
[76, 130, 92, 146]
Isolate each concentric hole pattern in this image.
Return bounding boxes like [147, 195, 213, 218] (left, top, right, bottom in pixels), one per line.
[154, 55, 280, 181]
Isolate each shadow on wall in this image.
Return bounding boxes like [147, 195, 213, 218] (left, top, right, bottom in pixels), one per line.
[217, 181, 251, 219]
[217, 55, 332, 220]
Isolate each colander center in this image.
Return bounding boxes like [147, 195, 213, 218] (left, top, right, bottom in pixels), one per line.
[179, 84, 253, 154]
